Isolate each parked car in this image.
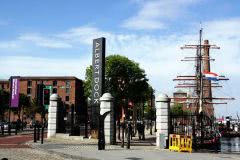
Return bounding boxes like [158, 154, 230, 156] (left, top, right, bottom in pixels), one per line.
[1, 122, 10, 130]
[0, 122, 16, 130]
[0, 122, 5, 131]
[4, 123, 9, 130]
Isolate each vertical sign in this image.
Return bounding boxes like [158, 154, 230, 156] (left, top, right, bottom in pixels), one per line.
[92, 37, 105, 127]
[10, 76, 20, 108]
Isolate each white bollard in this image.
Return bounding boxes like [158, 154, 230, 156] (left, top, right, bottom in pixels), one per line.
[155, 94, 170, 148]
[47, 94, 61, 139]
[100, 93, 114, 144]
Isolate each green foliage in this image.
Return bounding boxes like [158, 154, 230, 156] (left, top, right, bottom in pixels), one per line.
[84, 54, 151, 102]
[19, 93, 30, 107]
[144, 105, 155, 120]
[83, 66, 92, 98]
[171, 103, 190, 115]
[105, 55, 149, 100]
[0, 89, 41, 119]
[29, 98, 42, 114]
[0, 89, 10, 119]
[84, 54, 153, 120]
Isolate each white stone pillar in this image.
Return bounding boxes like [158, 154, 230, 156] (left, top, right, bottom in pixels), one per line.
[47, 94, 61, 139]
[155, 94, 170, 148]
[100, 93, 114, 144]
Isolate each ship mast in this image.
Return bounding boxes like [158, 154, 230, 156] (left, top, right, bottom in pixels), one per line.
[198, 28, 203, 113]
[172, 29, 234, 116]
[171, 30, 235, 146]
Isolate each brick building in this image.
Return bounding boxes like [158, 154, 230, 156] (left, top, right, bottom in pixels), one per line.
[0, 76, 86, 122]
[0, 80, 9, 90]
[172, 91, 196, 113]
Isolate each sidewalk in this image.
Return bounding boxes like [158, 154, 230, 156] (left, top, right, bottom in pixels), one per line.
[29, 134, 240, 160]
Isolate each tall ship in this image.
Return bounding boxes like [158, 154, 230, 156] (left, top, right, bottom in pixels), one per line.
[172, 29, 234, 149]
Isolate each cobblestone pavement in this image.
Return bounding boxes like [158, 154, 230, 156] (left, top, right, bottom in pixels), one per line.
[29, 135, 240, 160]
[0, 148, 75, 160]
[2, 132, 240, 160]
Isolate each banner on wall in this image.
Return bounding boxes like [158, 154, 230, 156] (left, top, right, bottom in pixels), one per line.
[10, 76, 20, 108]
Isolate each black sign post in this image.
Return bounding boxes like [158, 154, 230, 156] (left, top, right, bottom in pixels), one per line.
[92, 37, 105, 128]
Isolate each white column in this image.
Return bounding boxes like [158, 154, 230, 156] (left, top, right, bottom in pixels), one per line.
[47, 94, 60, 139]
[100, 93, 114, 144]
[155, 94, 170, 148]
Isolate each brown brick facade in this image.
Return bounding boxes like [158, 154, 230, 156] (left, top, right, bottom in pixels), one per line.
[0, 76, 85, 122]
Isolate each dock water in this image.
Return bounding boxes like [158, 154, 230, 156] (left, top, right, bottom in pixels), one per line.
[220, 137, 240, 153]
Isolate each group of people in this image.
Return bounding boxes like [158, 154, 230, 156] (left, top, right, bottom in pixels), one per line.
[120, 120, 146, 140]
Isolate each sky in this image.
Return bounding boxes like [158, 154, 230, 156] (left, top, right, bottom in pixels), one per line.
[0, 0, 239, 118]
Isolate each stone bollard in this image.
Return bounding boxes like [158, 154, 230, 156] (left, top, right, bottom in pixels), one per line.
[121, 122, 125, 148]
[1, 125, 4, 135]
[15, 127, 17, 135]
[37, 124, 40, 140]
[34, 125, 37, 142]
[8, 124, 11, 136]
[127, 121, 131, 149]
[41, 127, 44, 144]
[155, 94, 170, 149]
[47, 94, 61, 139]
[100, 93, 114, 144]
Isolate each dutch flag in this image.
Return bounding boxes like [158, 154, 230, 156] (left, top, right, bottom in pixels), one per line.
[203, 71, 219, 81]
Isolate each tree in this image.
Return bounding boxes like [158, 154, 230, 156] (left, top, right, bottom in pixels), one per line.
[171, 103, 190, 115]
[84, 55, 152, 138]
[84, 54, 150, 113]
[83, 66, 93, 98]
[18, 93, 31, 120]
[0, 89, 43, 122]
[7, 93, 31, 122]
[0, 89, 10, 121]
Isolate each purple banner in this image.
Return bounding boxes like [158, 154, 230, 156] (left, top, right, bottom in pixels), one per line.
[10, 77, 20, 108]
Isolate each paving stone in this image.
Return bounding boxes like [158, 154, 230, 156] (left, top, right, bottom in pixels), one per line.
[0, 148, 71, 160]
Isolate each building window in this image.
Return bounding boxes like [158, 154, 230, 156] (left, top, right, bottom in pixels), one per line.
[53, 88, 57, 94]
[66, 81, 70, 87]
[66, 88, 70, 94]
[27, 88, 32, 94]
[66, 80, 70, 94]
[66, 96, 69, 101]
[27, 81, 32, 87]
[1, 84, 4, 89]
[53, 80, 57, 86]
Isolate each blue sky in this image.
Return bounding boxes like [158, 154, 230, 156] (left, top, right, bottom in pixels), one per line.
[0, 0, 240, 118]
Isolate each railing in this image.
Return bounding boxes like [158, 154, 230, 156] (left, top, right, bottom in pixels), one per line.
[169, 112, 216, 149]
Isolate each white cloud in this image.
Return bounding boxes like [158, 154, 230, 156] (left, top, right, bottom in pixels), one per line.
[122, 0, 198, 30]
[0, 41, 22, 49]
[1, 18, 239, 116]
[2, 19, 239, 91]
[0, 56, 90, 79]
[19, 34, 72, 48]
[203, 18, 240, 75]
[58, 26, 112, 45]
[205, 18, 240, 37]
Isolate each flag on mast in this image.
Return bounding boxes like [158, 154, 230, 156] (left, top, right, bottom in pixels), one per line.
[203, 71, 219, 81]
